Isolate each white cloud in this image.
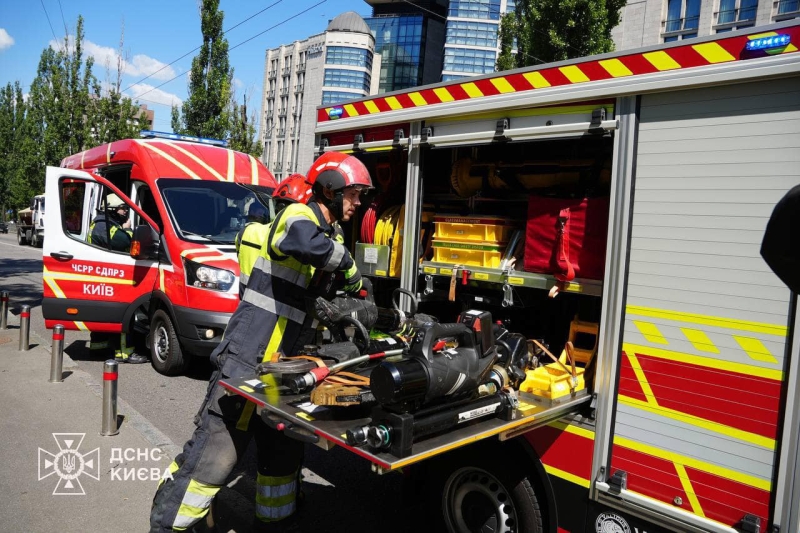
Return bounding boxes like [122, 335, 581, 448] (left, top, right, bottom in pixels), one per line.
[0, 28, 14, 51]
[234, 78, 244, 89]
[50, 36, 175, 80]
[126, 83, 182, 107]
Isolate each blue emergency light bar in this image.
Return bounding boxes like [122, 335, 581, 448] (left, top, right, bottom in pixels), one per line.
[139, 130, 228, 148]
[745, 34, 791, 51]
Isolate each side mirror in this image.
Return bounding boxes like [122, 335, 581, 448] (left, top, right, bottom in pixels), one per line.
[761, 185, 800, 294]
[130, 224, 160, 261]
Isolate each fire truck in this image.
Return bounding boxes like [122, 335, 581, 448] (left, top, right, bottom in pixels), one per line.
[219, 21, 800, 533]
[41, 132, 277, 375]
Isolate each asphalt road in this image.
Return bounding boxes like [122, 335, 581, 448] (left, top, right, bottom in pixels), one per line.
[0, 228, 427, 533]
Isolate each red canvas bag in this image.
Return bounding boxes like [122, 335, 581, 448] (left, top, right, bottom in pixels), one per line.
[523, 195, 610, 281]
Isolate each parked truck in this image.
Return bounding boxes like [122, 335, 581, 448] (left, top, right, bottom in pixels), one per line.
[223, 20, 800, 533]
[17, 194, 45, 247]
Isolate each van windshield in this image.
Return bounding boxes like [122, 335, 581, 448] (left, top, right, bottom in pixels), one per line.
[158, 178, 270, 245]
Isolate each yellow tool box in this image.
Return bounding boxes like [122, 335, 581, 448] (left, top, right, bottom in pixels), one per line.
[432, 240, 504, 268]
[433, 215, 515, 244]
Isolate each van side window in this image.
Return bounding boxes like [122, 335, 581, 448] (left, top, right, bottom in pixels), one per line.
[61, 180, 86, 236]
[136, 185, 163, 231]
[87, 187, 134, 254]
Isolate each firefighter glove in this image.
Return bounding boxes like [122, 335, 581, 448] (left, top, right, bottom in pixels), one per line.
[341, 264, 363, 294]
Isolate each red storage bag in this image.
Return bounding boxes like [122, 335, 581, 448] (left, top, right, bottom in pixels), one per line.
[523, 195, 610, 281]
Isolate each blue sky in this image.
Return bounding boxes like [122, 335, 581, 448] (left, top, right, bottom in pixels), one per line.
[0, 0, 371, 132]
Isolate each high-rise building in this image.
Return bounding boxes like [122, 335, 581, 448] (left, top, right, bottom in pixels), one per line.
[441, 0, 515, 81]
[364, 0, 447, 93]
[260, 12, 380, 179]
[613, 0, 799, 50]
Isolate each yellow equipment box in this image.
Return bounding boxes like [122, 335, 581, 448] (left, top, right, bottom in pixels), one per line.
[434, 215, 515, 244]
[519, 362, 586, 400]
[432, 240, 504, 268]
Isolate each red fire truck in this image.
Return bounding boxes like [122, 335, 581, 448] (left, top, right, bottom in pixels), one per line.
[221, 20, 800, 533]
[42, 132, 276, 375]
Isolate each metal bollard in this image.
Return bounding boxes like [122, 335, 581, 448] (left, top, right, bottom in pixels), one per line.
[101, 360, 119, 436]
[49, 325, 65, 383]
[19, 304, 30, 351]
[0, 291, 8, 329]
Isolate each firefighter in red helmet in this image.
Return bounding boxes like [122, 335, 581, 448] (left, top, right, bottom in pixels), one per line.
[151, 153, 372, 532]
[274, 173, 313, 210]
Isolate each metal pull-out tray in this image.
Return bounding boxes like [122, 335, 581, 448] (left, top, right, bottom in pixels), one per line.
[220, 376, 590, 474]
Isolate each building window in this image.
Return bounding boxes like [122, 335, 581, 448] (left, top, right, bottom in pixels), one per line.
[715, 0, 757, 31]
[443, 48, 497, 74]
[663, 0, 701, 41]
[365, 15, 424, 93]
[321, 91, 363, 105]
[448, 0, 502, 21]
[323, 69, 371, 92]
[442, 73, 469, 82]
[445, 20, 499, 48]
[777, 0, 800, 16]
[326, 46, 373, 70]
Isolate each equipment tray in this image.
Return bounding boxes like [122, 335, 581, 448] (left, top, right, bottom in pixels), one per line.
[220, 377, 590, 474]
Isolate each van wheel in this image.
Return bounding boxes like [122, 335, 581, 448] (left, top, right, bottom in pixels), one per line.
[150, 309, 189, 376]
[429, 445, 543, 533]
[18, 231, 26, 245]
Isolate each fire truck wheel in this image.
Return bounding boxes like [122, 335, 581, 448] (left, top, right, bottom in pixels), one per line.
[18, 230, 26, 245]
[431, 449, 543, 533]
[150, 309, 189, 376]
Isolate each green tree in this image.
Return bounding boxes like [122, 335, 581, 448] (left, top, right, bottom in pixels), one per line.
[179, 0, 232, 139]
[497, 0, 626, 70]
[227, 90, 262, 157]
[89, 23, 146, 144]
[0, 82, 27, 217]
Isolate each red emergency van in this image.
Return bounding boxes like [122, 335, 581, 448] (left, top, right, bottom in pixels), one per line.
[42, 131, 277, 375]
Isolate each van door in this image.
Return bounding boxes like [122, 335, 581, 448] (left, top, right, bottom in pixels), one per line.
[42, 166, 160, 333]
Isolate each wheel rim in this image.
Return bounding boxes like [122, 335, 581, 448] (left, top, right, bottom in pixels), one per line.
[443, 467, 517, 533]
[153, 323, 170, 364]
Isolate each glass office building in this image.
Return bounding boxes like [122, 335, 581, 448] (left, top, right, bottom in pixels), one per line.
[441, 0, 515, 81]
[365, 0, 447, 94]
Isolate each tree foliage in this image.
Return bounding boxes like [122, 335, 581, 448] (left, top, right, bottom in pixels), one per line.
[0, 15, 145, 215]
[497, 0, 626, 70]
[179, 0, 232, 139]
[227, 90, 262, 158]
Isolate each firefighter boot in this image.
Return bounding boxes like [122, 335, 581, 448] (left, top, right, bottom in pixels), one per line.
[115, 334, 149, 364]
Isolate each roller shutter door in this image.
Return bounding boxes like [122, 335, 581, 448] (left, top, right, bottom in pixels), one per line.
[611, 76, 800, 528]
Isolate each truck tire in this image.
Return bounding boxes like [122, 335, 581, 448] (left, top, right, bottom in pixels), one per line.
[150, 309, 189, 376]
[31, 232, 40, 248]
[428, 444, 543, 533]
[18, 230, 26, 245]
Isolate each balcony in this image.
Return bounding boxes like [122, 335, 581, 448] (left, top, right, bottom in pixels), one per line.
[294, 84, 304, 94]
[278, 109, 287, 117]
[663, 15, 699, 40]
[268, 70, 276, 79]
[292, 107, 301, 117]
[268, 90, 275, 99]
[277, 129, 286, 137]
[280, 87, 289, 96]
[296, 63, 306, 73]
[282, 67, 291, 76]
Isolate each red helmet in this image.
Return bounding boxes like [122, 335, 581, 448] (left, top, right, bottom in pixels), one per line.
[274, 174, 312, 205]
[307, 152, 373, 192]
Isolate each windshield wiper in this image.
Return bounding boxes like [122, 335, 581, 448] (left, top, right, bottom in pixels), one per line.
[180, 230, 229, 245]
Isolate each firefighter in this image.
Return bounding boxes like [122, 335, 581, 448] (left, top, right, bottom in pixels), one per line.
[88, 194, 133, 251]
[88, 194, 148, 364]
[236, 174, 315, 298]
[150, 152, 372, 532]
[235, 201, 269, 298]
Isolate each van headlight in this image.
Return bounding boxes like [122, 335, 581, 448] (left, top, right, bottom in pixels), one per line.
[184, 259, 235, 291]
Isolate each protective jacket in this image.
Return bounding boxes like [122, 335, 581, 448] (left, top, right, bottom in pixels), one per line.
[88, 214, 132, 251]
[215, 200, 358, 379]
[235, 221, 269, 298]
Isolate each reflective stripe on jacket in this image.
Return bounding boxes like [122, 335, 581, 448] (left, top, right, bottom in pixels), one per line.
[235, 222, 269, 298]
